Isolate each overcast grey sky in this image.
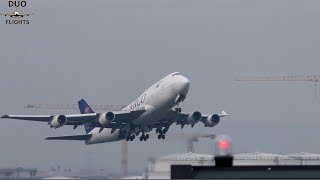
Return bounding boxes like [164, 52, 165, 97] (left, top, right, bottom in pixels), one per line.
[1, 0, 320, 174]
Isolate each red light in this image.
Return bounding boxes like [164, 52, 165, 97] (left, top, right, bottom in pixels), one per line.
[218, 140, 229, 150]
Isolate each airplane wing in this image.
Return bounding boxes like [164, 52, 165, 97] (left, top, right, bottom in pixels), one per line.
[152, 110, 228, 129]
[1, 108, 145, 128]
[45, 134, 92, 140]
[0, 13, 14, 17]
[1, 113, 98, 125]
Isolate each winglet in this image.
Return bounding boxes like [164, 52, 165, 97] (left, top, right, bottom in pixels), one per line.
[1, 115, 9, 118]
[219, 111, 228, 117]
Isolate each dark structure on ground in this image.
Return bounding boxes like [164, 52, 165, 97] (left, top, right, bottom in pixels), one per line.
[171, 155, 320, 179]
[0, 168, 37, 178]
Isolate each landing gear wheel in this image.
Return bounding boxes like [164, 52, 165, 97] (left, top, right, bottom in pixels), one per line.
[158, 134, 165, 139]
[130, 135, 135, 141]
[140, 136, 143, 141]
[145, 134, 149, 139]
[161, 134, 165, 139]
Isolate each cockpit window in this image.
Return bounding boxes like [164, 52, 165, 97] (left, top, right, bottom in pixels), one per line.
[172, 72, 181, 77]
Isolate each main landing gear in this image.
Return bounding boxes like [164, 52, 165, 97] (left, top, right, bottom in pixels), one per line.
[119, 129, 136, 141]
[126, 134, 135, 141]
[139, 132, 149, 141]
[156, 126, 169, 140]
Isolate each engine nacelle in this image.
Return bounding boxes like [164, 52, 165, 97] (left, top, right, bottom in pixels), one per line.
[187, 111, 202, 125]
[98, 112, 115, 126]
[204, 114, 220, 127]
[50, 115, 67, 128]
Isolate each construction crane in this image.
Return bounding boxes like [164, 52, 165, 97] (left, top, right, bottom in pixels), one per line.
[236, 75, 320, 100]
[24, 104, 216, 178]
[24, 104, 126, 111]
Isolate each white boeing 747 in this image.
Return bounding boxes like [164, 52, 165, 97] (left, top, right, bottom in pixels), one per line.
[2, 72, 228, 145]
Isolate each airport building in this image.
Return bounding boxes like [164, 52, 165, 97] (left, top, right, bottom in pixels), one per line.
[0, 168, 37, 178]
[143, 152, 320, 179]
[145, 153, 214, 179]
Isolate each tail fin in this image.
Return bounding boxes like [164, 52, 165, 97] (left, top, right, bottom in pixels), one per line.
[78, 99, 95, 134]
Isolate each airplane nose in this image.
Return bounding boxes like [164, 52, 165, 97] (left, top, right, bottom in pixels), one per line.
[177, 75, 190, 95]
[182, 76, 190, 89]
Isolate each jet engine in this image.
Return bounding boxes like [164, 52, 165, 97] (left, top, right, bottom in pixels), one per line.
[204, 114, 220, 127]
[99, 112, 115, 126]
[187, 111, 202, 125]
[50, 115, 67, 128]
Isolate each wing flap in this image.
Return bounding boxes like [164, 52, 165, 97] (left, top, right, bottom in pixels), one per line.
[45, 134, 92, 140]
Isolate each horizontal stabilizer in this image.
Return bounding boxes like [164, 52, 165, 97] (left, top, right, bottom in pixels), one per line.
[45, 134, 92, 140]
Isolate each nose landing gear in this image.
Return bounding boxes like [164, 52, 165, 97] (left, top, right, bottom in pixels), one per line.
[158, 134, 165, 139]
[174, 103, 182, 113]
[175, 107, 182, 113]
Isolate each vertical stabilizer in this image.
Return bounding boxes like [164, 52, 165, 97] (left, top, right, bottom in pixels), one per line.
[78, 99, 95, 133]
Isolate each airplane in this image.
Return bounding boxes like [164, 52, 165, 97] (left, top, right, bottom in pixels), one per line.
[0, 10, 33, 18]
[2, 72, 228, 145]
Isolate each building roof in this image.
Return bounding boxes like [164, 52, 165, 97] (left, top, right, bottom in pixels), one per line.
[234, 152, 283, 160]
[155, 152, 320, 162]
[158, 152, 214, 161]
[284, 152, 320, 159]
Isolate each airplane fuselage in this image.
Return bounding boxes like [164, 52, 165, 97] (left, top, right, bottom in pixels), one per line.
[85, 72, 190, 144]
